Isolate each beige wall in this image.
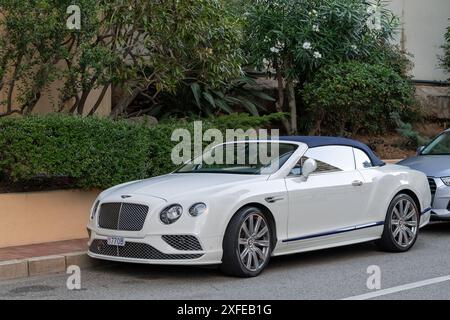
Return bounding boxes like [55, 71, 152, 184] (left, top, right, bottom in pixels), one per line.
[388, 0, 450, 82]
[0, 190, 100, 248]
[0, 67, 112, 117]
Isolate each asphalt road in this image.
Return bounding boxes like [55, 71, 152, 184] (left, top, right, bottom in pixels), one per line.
[1, 222, 450, 300]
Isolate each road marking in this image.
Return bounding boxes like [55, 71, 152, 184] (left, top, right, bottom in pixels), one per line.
[342, 275, 450, 300]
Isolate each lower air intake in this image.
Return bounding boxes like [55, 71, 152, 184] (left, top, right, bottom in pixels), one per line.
[89, 240, 203, 260]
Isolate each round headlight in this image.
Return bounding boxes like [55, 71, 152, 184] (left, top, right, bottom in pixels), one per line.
[160, 204, 183, 224]
[189, 203, 207, 217]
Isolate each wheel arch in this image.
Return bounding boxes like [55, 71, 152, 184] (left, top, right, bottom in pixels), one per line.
[395, 189, 422, 213]
[225, 202, 278, 250]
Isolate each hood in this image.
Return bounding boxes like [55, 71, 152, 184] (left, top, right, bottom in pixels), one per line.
[101, 173, 268, 201]
[397, 155, 450, 177]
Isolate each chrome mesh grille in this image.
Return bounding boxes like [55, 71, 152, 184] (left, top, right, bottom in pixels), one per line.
[89, 240, 203, 260]
[162, 235, 202, 251]
[98, 202, 148, 231]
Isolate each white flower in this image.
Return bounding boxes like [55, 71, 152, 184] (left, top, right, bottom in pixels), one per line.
[302, 42, 312, 50]
[313, 51, 322, 59]
[312, 25, 319, 32]
[270, 47, 279, 53]
[312, 9, 318, 15]
[351, 44, 358, 51]
[275, 41, 284, 50]
[367, 5, 377, 15]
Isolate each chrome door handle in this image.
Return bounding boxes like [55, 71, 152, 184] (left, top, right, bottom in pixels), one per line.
[352, 180, 363, 187]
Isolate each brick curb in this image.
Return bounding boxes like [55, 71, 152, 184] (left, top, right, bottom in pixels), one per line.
[0, 252, 102, 281]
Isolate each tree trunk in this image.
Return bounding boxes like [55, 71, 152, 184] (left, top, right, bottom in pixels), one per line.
[274, 66, 292, 134]
[6, 55, 23, 113]
[88, 85, 110, 116]
[76, 90, 90, 116]
[286, 79, 297, 134]
[110, 87, 142, 119]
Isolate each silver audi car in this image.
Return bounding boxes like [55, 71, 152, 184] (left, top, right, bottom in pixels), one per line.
[398, 129, 450, 220]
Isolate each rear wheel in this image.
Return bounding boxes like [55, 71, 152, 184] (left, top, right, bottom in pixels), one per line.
[376, 194, 419, 252]
[221, 207, 272, 277]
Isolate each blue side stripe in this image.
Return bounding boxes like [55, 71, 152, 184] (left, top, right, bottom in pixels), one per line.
[282, 221, 385, 243]
[421, 207, 432, 215]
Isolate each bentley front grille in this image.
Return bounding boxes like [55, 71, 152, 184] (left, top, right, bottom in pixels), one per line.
[89, 240, 203, 260]
[162, 235, 203, 251]
[98, 202, 149, 231]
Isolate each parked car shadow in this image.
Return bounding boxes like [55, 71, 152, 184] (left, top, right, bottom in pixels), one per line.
[421, 221, 450, 234]
[93, 221, 450, 280]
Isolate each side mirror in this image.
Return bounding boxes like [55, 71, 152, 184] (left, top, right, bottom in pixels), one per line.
[416, 146, 425, 156]
[301, 158, 317, 180]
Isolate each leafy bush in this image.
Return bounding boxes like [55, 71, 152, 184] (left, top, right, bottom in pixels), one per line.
[139, 76, 275, 118]
[0, 115, 151, 189]
[302, 61, 416, 135]
[0, 113, 283, 191]
[361, 44, 413, 77]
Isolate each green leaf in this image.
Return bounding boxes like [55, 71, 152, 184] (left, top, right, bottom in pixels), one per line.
[203, 91, 216, 109]
[215, 99, 233, 114]
[190, 83, 202, 109]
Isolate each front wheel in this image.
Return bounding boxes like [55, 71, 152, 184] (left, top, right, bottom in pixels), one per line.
[221, 207, 272, 277]
[376, 194, 420, 252]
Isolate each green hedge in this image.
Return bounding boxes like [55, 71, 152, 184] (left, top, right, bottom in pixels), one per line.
[302, 61, 417, 135]
[0, 113, 283, 190]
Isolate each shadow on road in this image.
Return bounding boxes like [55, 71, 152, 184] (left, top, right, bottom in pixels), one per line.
[92, 221, 450, 281]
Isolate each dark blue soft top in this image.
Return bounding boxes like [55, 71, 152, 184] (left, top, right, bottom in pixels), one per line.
[279, 136, 385, 167]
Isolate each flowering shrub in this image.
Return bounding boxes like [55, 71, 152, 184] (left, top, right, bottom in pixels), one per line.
[244, 0, 399, 133]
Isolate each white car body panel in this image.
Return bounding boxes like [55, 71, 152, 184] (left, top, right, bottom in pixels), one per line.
[87, 140, 431, 266]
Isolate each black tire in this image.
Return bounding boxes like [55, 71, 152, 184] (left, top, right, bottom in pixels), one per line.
[220, 206, 273, 277]
[376, 193, 420, 252]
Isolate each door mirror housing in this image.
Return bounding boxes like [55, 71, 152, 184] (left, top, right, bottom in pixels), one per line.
[301, 158, 317, 180]
[416, 146, 425, 155]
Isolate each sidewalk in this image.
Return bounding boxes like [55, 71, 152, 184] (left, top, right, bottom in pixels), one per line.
[0, 239, 87, 262]
[0, 238, 102, 281]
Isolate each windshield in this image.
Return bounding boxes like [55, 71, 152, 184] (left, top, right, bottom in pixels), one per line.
[176, 142, 298, 175]
[421, 132, 450, 155]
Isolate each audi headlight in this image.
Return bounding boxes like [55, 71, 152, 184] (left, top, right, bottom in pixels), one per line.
[90, 200, 100, 220]
[189, 203, 207, 217]
[160, 204, 183, 224]
[441, 177, 450, 186]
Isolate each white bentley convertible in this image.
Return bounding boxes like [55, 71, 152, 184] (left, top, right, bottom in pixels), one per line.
[87, 136, 431, 277]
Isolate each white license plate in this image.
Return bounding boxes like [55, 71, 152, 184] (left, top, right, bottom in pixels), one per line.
[107, 236, 125, 247]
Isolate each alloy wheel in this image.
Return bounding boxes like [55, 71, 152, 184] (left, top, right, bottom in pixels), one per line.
[390, 198, 418, 248]
[238, 213, 270, 272]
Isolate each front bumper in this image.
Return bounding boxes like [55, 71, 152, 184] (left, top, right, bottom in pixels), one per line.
[87, 229, 223, 265]
[429, 177, 450, 220]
